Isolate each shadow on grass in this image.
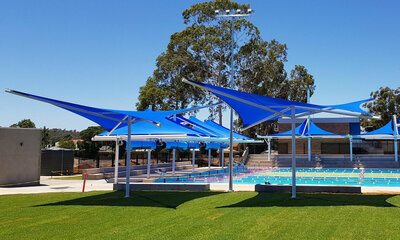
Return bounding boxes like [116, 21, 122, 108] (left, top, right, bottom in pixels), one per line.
[218, 192, 399, 208]
[2, 183, 48, 188]
[34, 191, 223, 209]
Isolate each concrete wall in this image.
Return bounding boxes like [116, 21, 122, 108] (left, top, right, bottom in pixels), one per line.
[255, 184, 362, 193]
[0, 128, 41, 186]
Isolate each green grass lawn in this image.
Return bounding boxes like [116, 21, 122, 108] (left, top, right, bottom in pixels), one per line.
[1, 191, 400, 240]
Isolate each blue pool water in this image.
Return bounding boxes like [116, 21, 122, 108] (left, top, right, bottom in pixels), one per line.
[153, 167, 400, 187]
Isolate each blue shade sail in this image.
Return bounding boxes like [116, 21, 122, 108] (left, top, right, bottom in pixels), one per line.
[170, 115, 252, 140]
[99, 114, 258, 144]
[188, 117, 251, 140]
[328, 99, 373, 115]
[205, 143, 228, 150]
[183, 79, 371, 129]
[204, 119, 252, 139]
[126, 141, 157, 150]
[6, 89, 215, 132]
[98, 117, 207, 137]
[187, 143, 200, 149]
[168, 115, 220, 138]
[220, 143, 229, 149]
[362, 119, 400, 136]
[165, 142, 188, 150]
[270, 120, 342, 137]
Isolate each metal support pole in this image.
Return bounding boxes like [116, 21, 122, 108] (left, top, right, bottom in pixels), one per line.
[215, 9, 252, 191]
[307, 136, 311, 161]
[192, 149, 195, 172]
[208, 148, 211, 171]
[220, 147, 223, 167]
[395, 137, 398, 162]
[173, 116, 177, 175]
[147, 149, 151, 179]
[228, 18, 235, 192]
[172, 148, 176, 175]
[221, 149, 224, 169]
[307, 89, 311, 162]
[114, 138, 119, 184]
[267, 138, 271, 161]
[291, 107, 296, 199]
[394, 115, 398, 162]
[350, 137, 353, 162]
[125, 117, 132, 198]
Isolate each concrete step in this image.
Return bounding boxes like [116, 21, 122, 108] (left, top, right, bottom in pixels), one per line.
[249, 155, 269, 159]
[87, 173, 103, 180]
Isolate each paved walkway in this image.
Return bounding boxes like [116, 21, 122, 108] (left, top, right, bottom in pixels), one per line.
[361, 186, 400, 194]
[2, 176, 400, 195]
[210, 183, 255, 191]
[0, 176, 112, 195]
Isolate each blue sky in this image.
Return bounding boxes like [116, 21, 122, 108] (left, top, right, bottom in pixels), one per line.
[1, 0, 399, 130]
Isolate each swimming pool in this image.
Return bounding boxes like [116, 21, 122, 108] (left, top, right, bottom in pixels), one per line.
[153, 167, 400, 187]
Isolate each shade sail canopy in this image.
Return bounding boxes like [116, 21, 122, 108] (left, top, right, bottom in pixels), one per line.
[5, 89, 217, 132]
[96, 115, 260, 143]
[328, 99, 373, 115]
[170, 115, 252, 140]
[264, 119, 342, 138]
[206, 143, 228, 150]
[165, 141, 188, 150]
[187, 143, 200, 149]
[126, 141, 157, 150]
[98, 117, 207, 137]
[361, 119, 400, 137]
[167, 115, 220, 138]
[183, 79, 372, 129]
[187, 117, 252, 140]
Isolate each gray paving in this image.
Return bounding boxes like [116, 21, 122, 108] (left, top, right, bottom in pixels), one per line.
[0, 176, 112, 195]
[2, 168, 400, 195]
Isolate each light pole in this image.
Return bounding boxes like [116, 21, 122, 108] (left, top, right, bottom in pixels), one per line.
[215, 8, 252, 192]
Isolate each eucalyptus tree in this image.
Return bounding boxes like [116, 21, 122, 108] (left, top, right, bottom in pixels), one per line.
[137, 0, 260, 123]
[362, 86, 400, 129]
[137, 0, 316, 137]
[237, 39, 315, 136]
[10, 119, 36, 128]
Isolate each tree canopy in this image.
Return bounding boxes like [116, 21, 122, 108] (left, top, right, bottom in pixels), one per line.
[136, 0, 316, 133]
[80, 126, 105, 142]
[362, 86, 400, 129]
[10, 119, 36, 128]
[57, 139, 76, 150]
[77, 126, 106, 158]
[41, 126, 50, 148]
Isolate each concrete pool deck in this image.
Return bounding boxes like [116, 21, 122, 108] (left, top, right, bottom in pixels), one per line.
[2, 176, 400, 195]
[0, 176, 113, 195]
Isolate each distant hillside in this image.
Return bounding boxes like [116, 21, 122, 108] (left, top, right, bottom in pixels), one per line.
[48, 128, 80, 145]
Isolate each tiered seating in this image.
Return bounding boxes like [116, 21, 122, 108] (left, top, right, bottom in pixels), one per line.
[246, 153, 399, 169]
